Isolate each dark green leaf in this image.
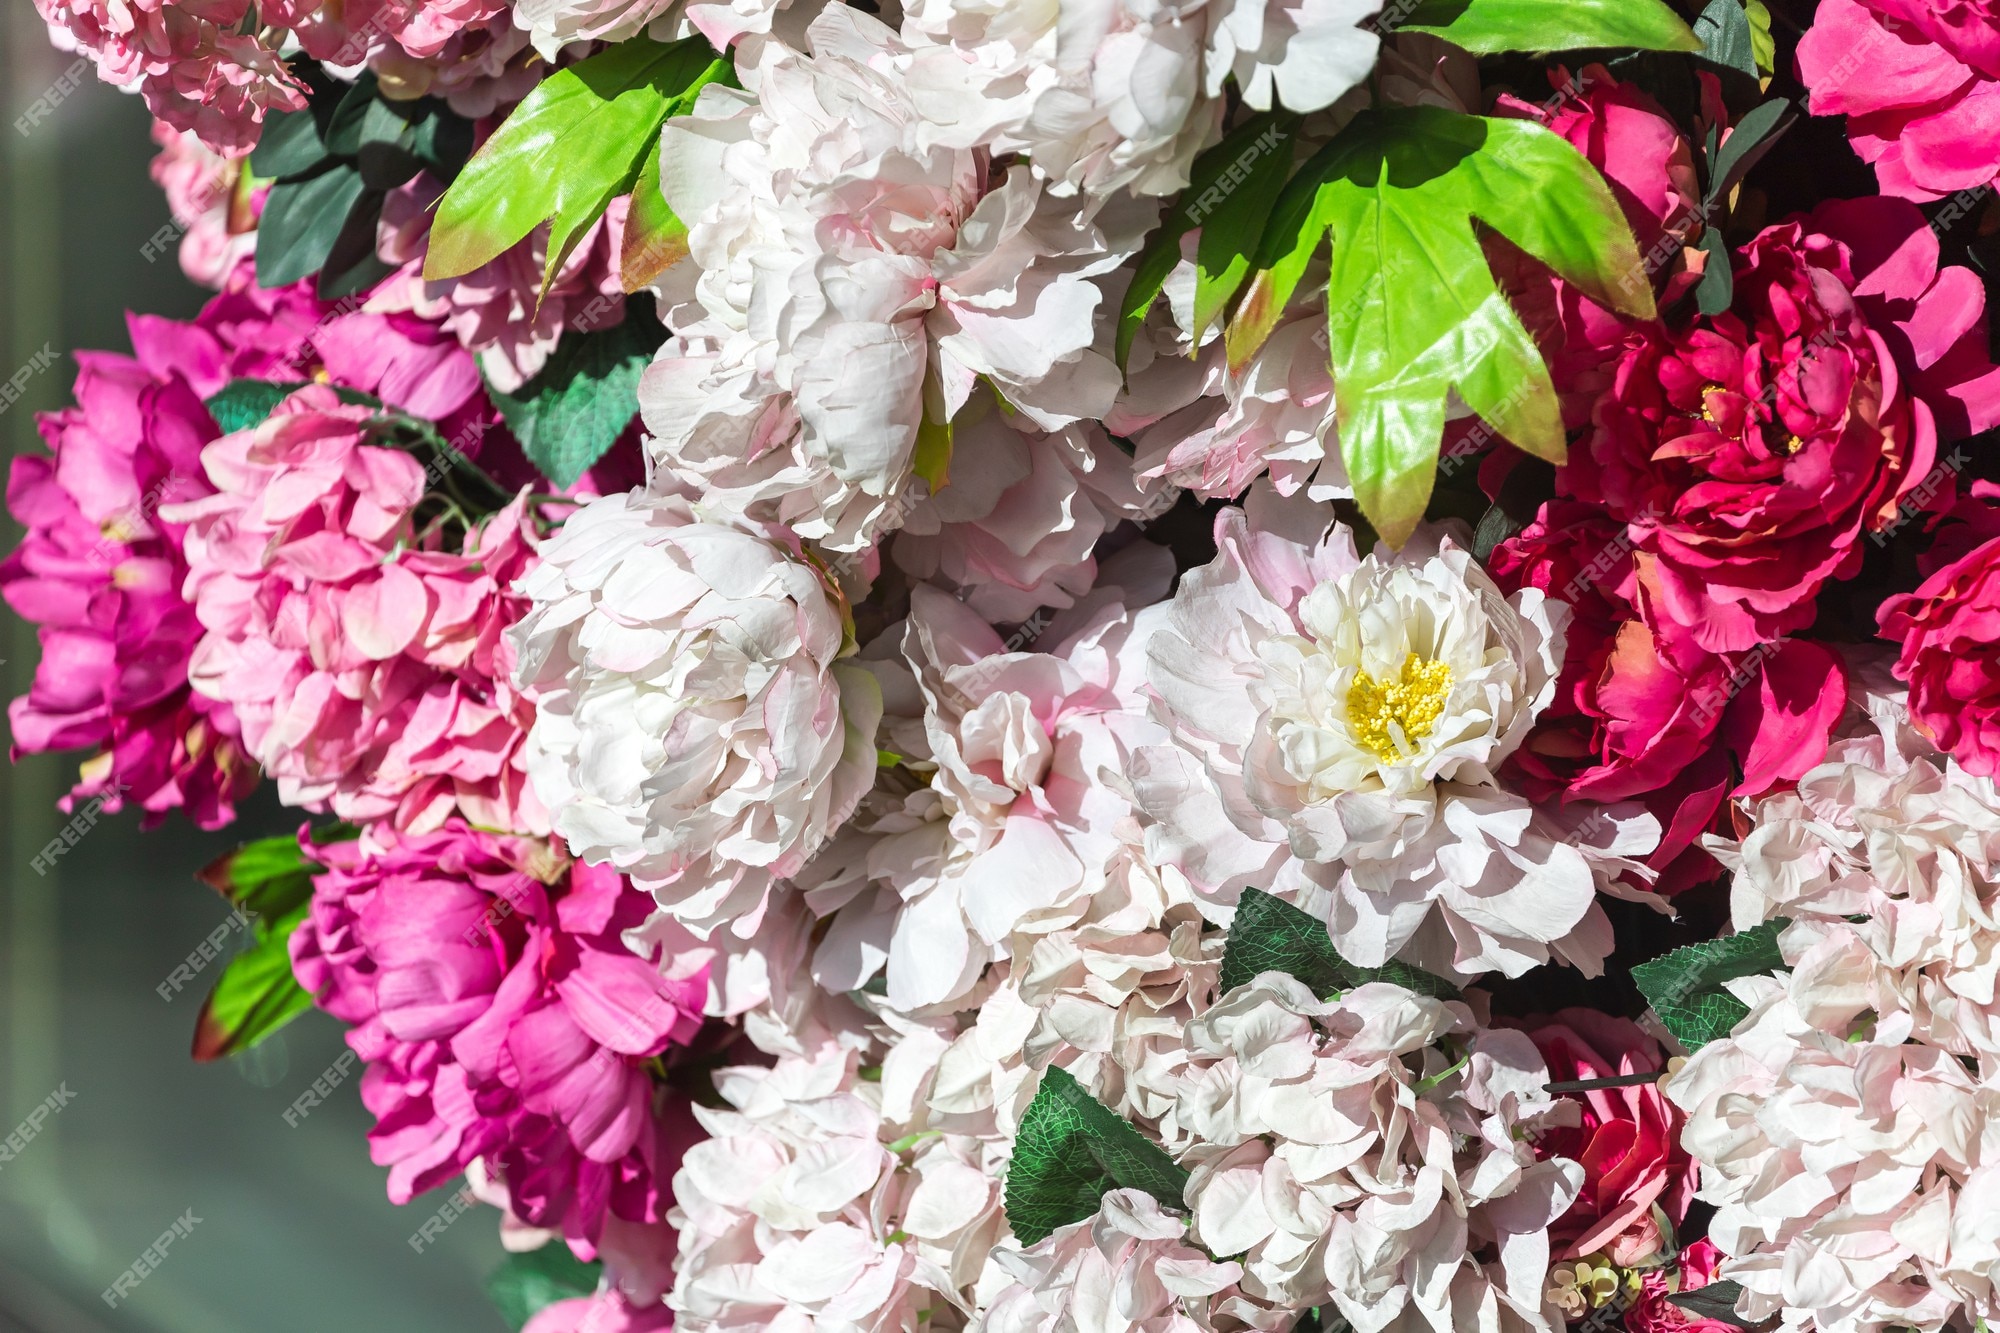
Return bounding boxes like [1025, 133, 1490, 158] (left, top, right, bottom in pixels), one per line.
[486, 1246, 602, 1330]
[256, 164, 369, 289]
[191, 898, 315, 1062]
[1004, 1066, 1189, 1246]
[426, 36, 729, 293]
[1473, 504, 1527, 562]
[316, 187, 395, 300]
[1116, 113, 1295, 368]
[1220, 889, 1462, 1000]
[1226, 107, 1654, 546]
[251, 107, 328, 181]
[1693, 0, 1759, 79]
[1668, 1279, 1751, 1327]
[322, 74, 389, 158]
[1395, 0, 1701, 53]
[1631, 920, 1786, 1052]
[1695, 226, 1734, 316]
[203, 380, 384, 434]
[487, 306, 661, 487]
[1705, 98, 1794, 206]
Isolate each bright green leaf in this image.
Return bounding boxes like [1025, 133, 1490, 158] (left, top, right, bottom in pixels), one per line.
[197, 833, 317, 920]
[256, 164, 368, 289]
[913, 414, 953, 492]
[1227, 107, 1653, 547]
[1395, 0, 1701, 54]
[487, 307, 662, 488]
[1004, 1066, 1189, 1246]
[487, 1247, 602, 1330]
[1118, 113, 1295, 369]
[1630, 920, 1786, 1052]
[1219, 889, 1461, 1000]
[191, 898, 315, 1062]
[620, 136, 690, 292]
[1746, 0, 1776, 78]
[425, 35, 728, 294]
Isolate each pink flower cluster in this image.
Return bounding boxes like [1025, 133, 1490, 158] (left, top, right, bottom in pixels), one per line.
[290, 821, 707, 1250]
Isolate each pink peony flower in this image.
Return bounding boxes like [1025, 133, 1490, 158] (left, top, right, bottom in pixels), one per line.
[289, 821, 708, 1252]
[1519, 1010, 1697, 1264]
[165, 384, 546, 834]
[37, 0, 308, 154]
[1626, 1241, 1739, 1333]
[2, 346, 256, 829]
[523, 1290, 673, 1333]
[1797, 0, 2000, 202]
[147, 121, 253, 290]
[1879, 481, 2000, 774]
[1565, 196, 2000, 655]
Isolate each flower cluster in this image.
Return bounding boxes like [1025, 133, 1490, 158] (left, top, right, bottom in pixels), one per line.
[27, 1, 2000, 1331]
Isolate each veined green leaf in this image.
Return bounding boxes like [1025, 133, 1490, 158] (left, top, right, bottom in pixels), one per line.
[1396, 0, 1701, 54]
[1004, 1067, 1188, 1246]
[425, 36, 729, 295]
[256, 164, 368, 289]
[1631, 920, 1787, 1052]
[204, 379, 384, 435]
[1226, 107, 1653, 546]
[1220, 889, 1461, 1000]
[487, 306, 663, 488]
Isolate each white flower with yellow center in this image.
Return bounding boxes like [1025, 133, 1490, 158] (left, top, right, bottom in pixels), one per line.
[1131, 484, 1656, 981]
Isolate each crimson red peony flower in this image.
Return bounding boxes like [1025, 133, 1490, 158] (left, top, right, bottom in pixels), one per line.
[1521, 1010, 1697, 1264]
[1625, 1240, 1740, 1333]
[1798, 0, 2000, 202]
[1880, 480, 2000, 773]
[1564, 197, 2000, 655]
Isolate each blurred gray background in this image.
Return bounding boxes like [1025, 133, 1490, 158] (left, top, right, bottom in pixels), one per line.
[2, 9, 504, 1329]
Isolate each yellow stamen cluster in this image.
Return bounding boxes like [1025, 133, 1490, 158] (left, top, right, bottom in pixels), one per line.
[1346, 653, 1453, 763]
[1545, 1255, 1642, 1323]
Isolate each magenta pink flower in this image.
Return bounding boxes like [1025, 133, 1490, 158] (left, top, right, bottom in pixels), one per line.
[1798, 0, 2000, 202]
[1563, 197, 2000, 655]
[1880, 481, 2000, 773]
[523, 1291, 673, 1332]
[289, 822, 708, 1252]
[1626, 1240, 1740, 1333]
[165, 384, 546, 834]
[2, 346, 256, 829]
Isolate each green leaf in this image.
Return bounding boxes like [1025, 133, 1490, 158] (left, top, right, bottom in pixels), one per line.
[251, 106, 328, 180]
[191, 898, 315, 1062]
[620, 136, 689, 293]
[426, 35, 729, 294]
[487, 306, 661, 488]
[1693, 0, 1759, 79]
[487, 1247, 602, 1330]
[197, 833, 317, 919]
[1227, 107, 1654, 547]
[1395, 0, 1701, 54]
[256, 164, 369, 289]
[1004, 1066, 1189, 1246]
[1667, 1279, 1752, 1328]
[1219, 889, 1462, 1000]
[1705, 97, 1794, 207]
[1694, 226, 1734, 316]
[1118, 113, 1296, 369]
[1746, 0, 1776, 78]
[1630, 920, 1786, 1052]
[204, 380, 384, 435]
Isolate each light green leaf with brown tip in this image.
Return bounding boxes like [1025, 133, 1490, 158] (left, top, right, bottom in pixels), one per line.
[621, 136, 690, 293]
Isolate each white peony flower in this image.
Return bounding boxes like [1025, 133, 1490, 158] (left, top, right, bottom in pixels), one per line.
[1131, 484, 1656, 980]
[642, 4, 1135, 552]
[509, 487, 881, 931]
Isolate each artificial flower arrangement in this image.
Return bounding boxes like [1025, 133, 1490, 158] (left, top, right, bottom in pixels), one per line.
[18, 0, 2000, 1328]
